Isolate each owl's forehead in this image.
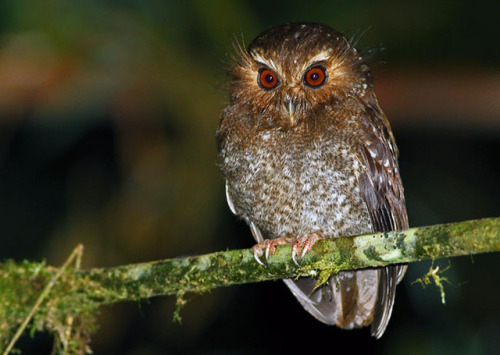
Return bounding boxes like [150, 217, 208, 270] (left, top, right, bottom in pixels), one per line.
[247, 23, 352, 69]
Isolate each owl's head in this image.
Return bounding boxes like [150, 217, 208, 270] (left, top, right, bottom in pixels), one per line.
[224, 23, 376, 130]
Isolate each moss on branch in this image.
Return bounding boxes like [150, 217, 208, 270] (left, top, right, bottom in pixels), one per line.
[82, 217, 500, 300]
[1, 216, 500, 353]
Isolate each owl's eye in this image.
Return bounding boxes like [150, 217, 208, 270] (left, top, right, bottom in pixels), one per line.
[304, 66, 327, 88]
[258, 68, 279, 90]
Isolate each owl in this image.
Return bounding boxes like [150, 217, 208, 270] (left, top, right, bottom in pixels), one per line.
[217, 23, 408, 338]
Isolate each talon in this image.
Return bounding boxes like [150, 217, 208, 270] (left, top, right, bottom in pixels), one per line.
[292, 243, 302, 266]
[265, 242, 273, 263]
[252, 244, 266, 266]
[253, 252, 265, 266]
[292, 232, 324, 265]
[252, 235, 292, 266]
[301, 243, 313, 259]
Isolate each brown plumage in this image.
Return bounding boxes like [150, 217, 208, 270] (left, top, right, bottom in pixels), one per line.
[217, 23, 408, 338]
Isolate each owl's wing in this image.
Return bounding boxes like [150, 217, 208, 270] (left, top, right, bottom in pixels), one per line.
[282, 104, 408, 337]
[283, 268, 381, 329]
[225, 182, 237, 215]
[225, 182, 264, 243]
[357, 104, 409, 338]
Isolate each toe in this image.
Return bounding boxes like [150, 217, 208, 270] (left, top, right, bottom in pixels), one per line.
[294, 232, 323, 263]
[304, 233, 321, 256]
[252, 244, 266, 266]
[291, 243, 302, 266]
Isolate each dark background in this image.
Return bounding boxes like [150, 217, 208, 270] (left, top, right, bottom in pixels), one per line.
[1, 1, 499, 354]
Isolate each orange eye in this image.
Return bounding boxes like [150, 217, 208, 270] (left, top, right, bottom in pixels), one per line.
[304, 66, 327, 88]
[258, 68, 279, 90]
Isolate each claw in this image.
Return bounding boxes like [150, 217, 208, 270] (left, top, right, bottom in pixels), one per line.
[291, 243, 302, 266]
[265, 242, 272, 262]
[252, 243, 266, 266]
[252, 235, 293, 266]
[253, 251, 266, 266]
[301, 239, 314, 259]
[291, 232, 323, 265]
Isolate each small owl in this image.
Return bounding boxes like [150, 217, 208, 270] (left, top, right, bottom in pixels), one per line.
[217, 23, 408, 337]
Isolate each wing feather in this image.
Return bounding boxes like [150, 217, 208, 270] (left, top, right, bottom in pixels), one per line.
[358, 101, 409, 338]
[282, 101, 408, 336]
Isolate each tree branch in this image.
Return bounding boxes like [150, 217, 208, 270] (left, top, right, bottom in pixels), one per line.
[83, 216, 500, 301]
[1, 216, 500, 352]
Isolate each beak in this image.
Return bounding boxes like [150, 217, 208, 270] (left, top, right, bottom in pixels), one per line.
[283, 93, 296, 125]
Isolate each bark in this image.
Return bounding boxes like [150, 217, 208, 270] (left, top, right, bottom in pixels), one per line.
[1, 217, 499, 353]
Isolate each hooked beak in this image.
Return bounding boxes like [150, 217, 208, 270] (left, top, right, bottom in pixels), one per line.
[283, 94, 296, 125]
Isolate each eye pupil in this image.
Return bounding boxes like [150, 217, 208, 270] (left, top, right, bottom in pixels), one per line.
[265, 74, 274, 83]
[304, 66, 327, 88]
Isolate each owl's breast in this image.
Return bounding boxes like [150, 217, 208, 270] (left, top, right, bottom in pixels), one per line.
[220, 130, 373, 239]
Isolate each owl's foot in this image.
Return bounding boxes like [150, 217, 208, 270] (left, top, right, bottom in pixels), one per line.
[292, 232, 324, 266]
[252, 236, 294, 266]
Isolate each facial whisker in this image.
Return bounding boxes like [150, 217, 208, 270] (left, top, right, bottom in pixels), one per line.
[349, 26, 371, 48]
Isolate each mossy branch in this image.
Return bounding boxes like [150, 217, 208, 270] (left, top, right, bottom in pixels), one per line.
[1, 216, 500, 352]
[82, 216, 500, 299]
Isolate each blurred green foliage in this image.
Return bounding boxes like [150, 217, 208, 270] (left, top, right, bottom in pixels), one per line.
[0, 0, 498, 353]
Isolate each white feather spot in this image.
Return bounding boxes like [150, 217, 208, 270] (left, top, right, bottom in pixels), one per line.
[261, 133, 271, 141]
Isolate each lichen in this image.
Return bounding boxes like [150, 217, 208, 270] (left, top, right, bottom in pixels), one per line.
[0, 245, 98, 354]
[412, 261, 451, 304]
[173, 292, 186, 324]
[0, 217, 499, 352]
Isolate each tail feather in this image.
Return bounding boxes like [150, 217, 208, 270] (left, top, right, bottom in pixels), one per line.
[284, 266, 401, 337]
[370, 265, 405, 338]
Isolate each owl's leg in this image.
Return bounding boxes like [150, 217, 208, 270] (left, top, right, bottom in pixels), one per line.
[291, 232, 325, 266]
[252, 235, 294, 266]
